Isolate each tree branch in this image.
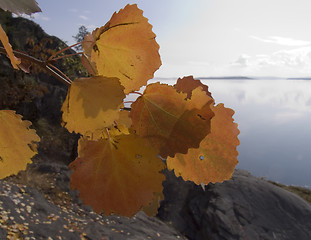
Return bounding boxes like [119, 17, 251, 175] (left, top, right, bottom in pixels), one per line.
[0, 46, 71, 87]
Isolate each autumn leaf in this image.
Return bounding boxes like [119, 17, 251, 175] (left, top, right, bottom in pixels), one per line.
[61, 76, 125, 135]
[116, 109, 132, 129]
[0, 110, 40, 179]
[0, 0, 41, 15]
[69, 134, 165, 217]
[0, 24, 21, 69]
[175, 75, 214, 119]
[174, 75, 212, 99]
[130, 83, 214, 158]
[82, 4, 161, 94]
[167, 103, 240, 185]
[142, 191, 164, 217]
[86, 124, 130, 141]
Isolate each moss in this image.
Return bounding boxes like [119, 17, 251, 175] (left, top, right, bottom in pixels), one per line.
[268, 181, 311, 205]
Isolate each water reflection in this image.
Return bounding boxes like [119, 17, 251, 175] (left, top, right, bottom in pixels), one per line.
[128, 79, 311, 188]
[200, 79, 311, 188]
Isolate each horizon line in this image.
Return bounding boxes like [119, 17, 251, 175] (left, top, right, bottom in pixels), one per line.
[153, 76, 311, 80]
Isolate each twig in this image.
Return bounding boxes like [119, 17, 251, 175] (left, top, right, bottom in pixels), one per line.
[0, 46, 71, 86]
[48, 42, 82, 61]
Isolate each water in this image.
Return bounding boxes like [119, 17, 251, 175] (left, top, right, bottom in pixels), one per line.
[128, 78, 311, 188]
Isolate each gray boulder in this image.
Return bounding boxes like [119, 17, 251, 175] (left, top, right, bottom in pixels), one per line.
[158, 169, 311, 240]
[0, 161, 186, 240]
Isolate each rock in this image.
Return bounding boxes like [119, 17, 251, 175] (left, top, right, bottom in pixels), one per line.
[0, 161, 186, 240]
[158, 169, 311, 240]
[1, 8, 311, 240]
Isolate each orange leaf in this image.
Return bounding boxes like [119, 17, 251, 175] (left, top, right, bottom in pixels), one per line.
[0, 110, 40, 179]
[69, 134, 165, 217]
[174, 76, 212, 99]
[82, 4, 161, 94]
[61, 76, 125, 135]
[142, 191, 164, 217]
[167, 103, 240, 185]
[116, 109, 132, 129]
[130, 83, 214, 158]
[0, 24, 21, 69]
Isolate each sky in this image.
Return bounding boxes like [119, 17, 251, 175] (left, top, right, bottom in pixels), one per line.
[25, 0, 311, 78]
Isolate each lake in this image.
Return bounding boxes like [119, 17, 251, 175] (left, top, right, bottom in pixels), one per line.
[127, 78, 311, 189]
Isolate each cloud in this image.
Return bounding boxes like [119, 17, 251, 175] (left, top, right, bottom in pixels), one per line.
[19, 12, 50, 21]
[229, 46, 311, 77]
[231, 54, 250, 68]
[273, 111, 304, 124]
[86, 24, 96, 30]
[251, 36, 311, 47]
[79, 15, 89, 20]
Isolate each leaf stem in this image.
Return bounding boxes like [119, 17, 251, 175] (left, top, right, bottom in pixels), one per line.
[132, 91, 143, 96]
[106, 128, 111, 139]
[48, 41, 83, 61]
[50, 52, 83, 61]
[47, 63, 72, 84]
[0, 46, 71, 86]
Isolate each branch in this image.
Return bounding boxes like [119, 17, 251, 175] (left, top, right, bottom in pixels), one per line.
[0, 46, 71, 87]
[48, 41, 82, 61]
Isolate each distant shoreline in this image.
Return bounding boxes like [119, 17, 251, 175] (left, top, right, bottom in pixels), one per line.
[155, 76, 311, 80]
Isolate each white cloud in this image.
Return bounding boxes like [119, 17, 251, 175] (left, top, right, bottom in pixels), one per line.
[231, 54, 250, 68]
[251, 36, 311, 47]
[41, 16, 50, 21]
[229, 46, 311, 77]
[79, 15, 89, 20]
[19, 12, 50, 21]
[86, 24, 96, 30]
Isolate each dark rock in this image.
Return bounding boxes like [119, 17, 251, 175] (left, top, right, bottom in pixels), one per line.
[0, 161, 186, 240]
[0, 182, 185, 240]
[158, 169, 311, 240]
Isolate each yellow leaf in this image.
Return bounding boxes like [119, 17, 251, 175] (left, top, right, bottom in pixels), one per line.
[85, 124, 130, 140]
[130, 83, 214, 158]
[82, 4, 161, 94]
[0, 24, 21, 69]
[167, 103, 240, 185]
[61, 76, 125, 135]
[69, 134, 165, 217]
[116, 109, 132, 129]
[0, 110, 40, 179]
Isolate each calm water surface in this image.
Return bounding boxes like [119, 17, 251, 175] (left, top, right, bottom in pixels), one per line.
[128, 78, 311, 188]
